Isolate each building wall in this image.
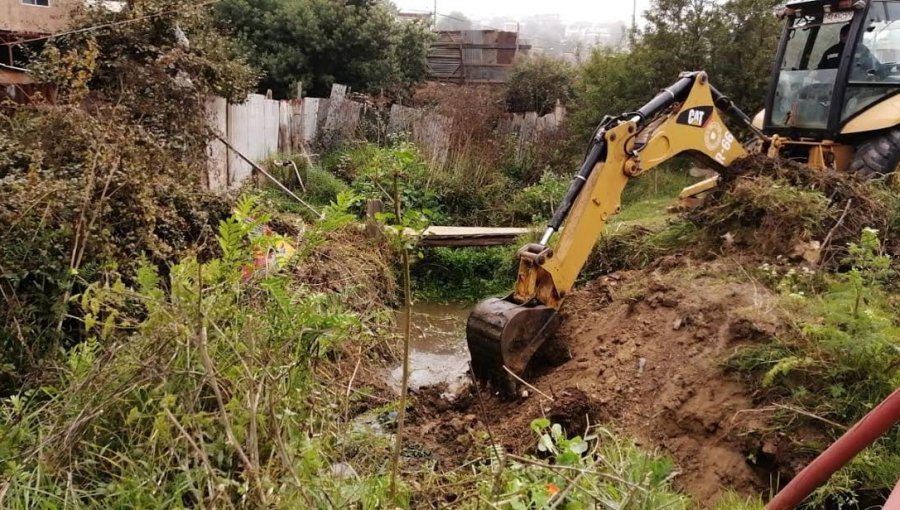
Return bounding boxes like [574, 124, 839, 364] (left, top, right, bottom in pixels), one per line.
[1, 0, 76, 34]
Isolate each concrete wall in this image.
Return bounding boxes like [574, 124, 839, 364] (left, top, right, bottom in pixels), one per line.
[0, 0, 76, 34]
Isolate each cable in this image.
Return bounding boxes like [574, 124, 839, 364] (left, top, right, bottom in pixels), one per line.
[0, 0, 219, 47]
[434, 12, 506, 32]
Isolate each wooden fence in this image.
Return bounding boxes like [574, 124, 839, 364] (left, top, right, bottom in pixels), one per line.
[501, 103, 567, 161]
[206, 84, 566, 191]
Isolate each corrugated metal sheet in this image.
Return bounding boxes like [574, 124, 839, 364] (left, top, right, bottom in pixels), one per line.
[427, 30, 531, 83]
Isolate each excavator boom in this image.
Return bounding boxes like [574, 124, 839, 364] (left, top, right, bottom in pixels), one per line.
[466, 72, 755, 392]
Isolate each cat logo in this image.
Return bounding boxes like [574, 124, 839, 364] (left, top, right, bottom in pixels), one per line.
[688, 109, 705, 126]
[676, 106, 714, 128]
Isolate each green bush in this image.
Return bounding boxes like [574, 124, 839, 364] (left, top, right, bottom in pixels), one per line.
[469, 420, 689, 509]
[0, 108, 230, 393]
[506, 172, 570, 225]
[348, 143, 444, 223]
[0, 200, 399, 508]
[321, 142, 384, 183]
[215, 0, 432, 99]
[412, 246, 518, 303]
[505, 55, 575, 115]
[430, 170, 513, 227]
[262, 155, 349, 207]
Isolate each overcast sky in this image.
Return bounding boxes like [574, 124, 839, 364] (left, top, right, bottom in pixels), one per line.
[391, 0, 653, 24]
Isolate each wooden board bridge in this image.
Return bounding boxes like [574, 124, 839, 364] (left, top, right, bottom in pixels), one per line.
[365, 200, 529, 248]
[418, 226, 530, 247]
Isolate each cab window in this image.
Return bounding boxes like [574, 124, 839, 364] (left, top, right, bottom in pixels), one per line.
[843, 0, 900, 121]
[771, 15, 847, 130]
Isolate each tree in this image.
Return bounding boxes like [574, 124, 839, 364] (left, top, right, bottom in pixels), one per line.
[34, 0, 257, 161]
[215, 0, 433, 98]
[505, 55, 575, 115]
[572, 0, 781, 136]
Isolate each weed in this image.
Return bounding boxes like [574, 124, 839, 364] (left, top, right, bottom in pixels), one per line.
[0, 199, 401, 508]
[711, 492, 765, 510]
[468, 420, 690, 509]
[261, 154, 349, 207]
[0, 107, 231, 393]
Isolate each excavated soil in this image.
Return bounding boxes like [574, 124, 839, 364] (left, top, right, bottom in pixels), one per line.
[408, 256, 790, 503]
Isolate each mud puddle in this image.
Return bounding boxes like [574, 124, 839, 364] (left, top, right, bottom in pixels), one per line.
[388, 303, 471, 396]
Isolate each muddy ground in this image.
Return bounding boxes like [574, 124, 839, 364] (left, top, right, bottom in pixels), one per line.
[407, 256, 802, 503]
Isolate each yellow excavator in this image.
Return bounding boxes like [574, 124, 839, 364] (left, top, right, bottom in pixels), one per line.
[466, 0, 900, 391]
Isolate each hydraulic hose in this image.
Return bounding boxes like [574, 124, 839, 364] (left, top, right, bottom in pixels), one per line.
[546, 140, 606, 232]
[767, 386, 900, 510]
[541, 73, 698, 243]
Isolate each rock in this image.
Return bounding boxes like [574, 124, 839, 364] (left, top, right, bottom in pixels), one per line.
[762, 438, 779, 456]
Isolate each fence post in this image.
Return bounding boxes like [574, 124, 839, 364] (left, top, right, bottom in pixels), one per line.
[365, 199, 384, 240]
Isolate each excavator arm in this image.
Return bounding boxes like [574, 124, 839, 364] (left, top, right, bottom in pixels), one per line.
[466, 72, 753, 392]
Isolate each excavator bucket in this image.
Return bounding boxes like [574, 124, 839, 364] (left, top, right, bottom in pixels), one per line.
[466, 297, 561, 393]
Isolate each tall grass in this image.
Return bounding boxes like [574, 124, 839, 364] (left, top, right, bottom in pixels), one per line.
[0, 199, 403, 508]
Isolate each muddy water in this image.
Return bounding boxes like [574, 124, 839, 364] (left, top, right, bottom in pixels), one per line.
[388, 303, 472, 395]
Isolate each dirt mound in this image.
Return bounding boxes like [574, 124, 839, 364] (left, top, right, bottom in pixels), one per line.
[546, 258, 783, 500]
[692, 154, 900, 264]
[291, 226, 397, 314]
[410, 257, 787, 502]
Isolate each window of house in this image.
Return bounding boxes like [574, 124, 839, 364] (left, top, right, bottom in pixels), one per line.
[21, 0, 50, 6]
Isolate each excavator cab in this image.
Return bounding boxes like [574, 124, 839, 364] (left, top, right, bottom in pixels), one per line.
[762, 0, 900, 171]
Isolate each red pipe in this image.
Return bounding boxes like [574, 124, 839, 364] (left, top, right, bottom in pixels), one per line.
[767, 386, 900, 510]
[883, 477, 900, 510]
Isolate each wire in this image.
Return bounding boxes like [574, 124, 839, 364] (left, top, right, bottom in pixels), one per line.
[0, 0, 219, 47]
[434, 12, 506, 32]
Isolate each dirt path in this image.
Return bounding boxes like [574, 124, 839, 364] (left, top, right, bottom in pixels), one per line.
[410, 257, 786, 503]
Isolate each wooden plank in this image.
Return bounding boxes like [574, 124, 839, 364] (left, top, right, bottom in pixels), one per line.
[330, 83, 348, 102]
[278, 100, 293, 153]
[300, 97, 320, 145]
[418, 226, 529, 248]
[264, 97, 280, 156]
[423, 226, 529, 237]
[205, 96, 228, 192]
[289, 99, 303, 151]
[420, 237, 522, 247]
[323, 95, 361, 147]
[316, 98, 330, 130]
[227, 96, 253, 186]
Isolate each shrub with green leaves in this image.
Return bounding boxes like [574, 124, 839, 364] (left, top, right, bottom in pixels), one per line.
[412, 246, 518, 303]
[0, 199, 400, 508]
[469, 420, 689, 509]
[0, 108, 231, 393]
[260, 155, 349, 209]
[507, 172, 570, 224]
[505, 56, 575, 115]
[341, 142, 445, 224]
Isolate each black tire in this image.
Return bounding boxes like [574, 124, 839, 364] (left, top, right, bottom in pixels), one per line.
[849, 128, 900, 180]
